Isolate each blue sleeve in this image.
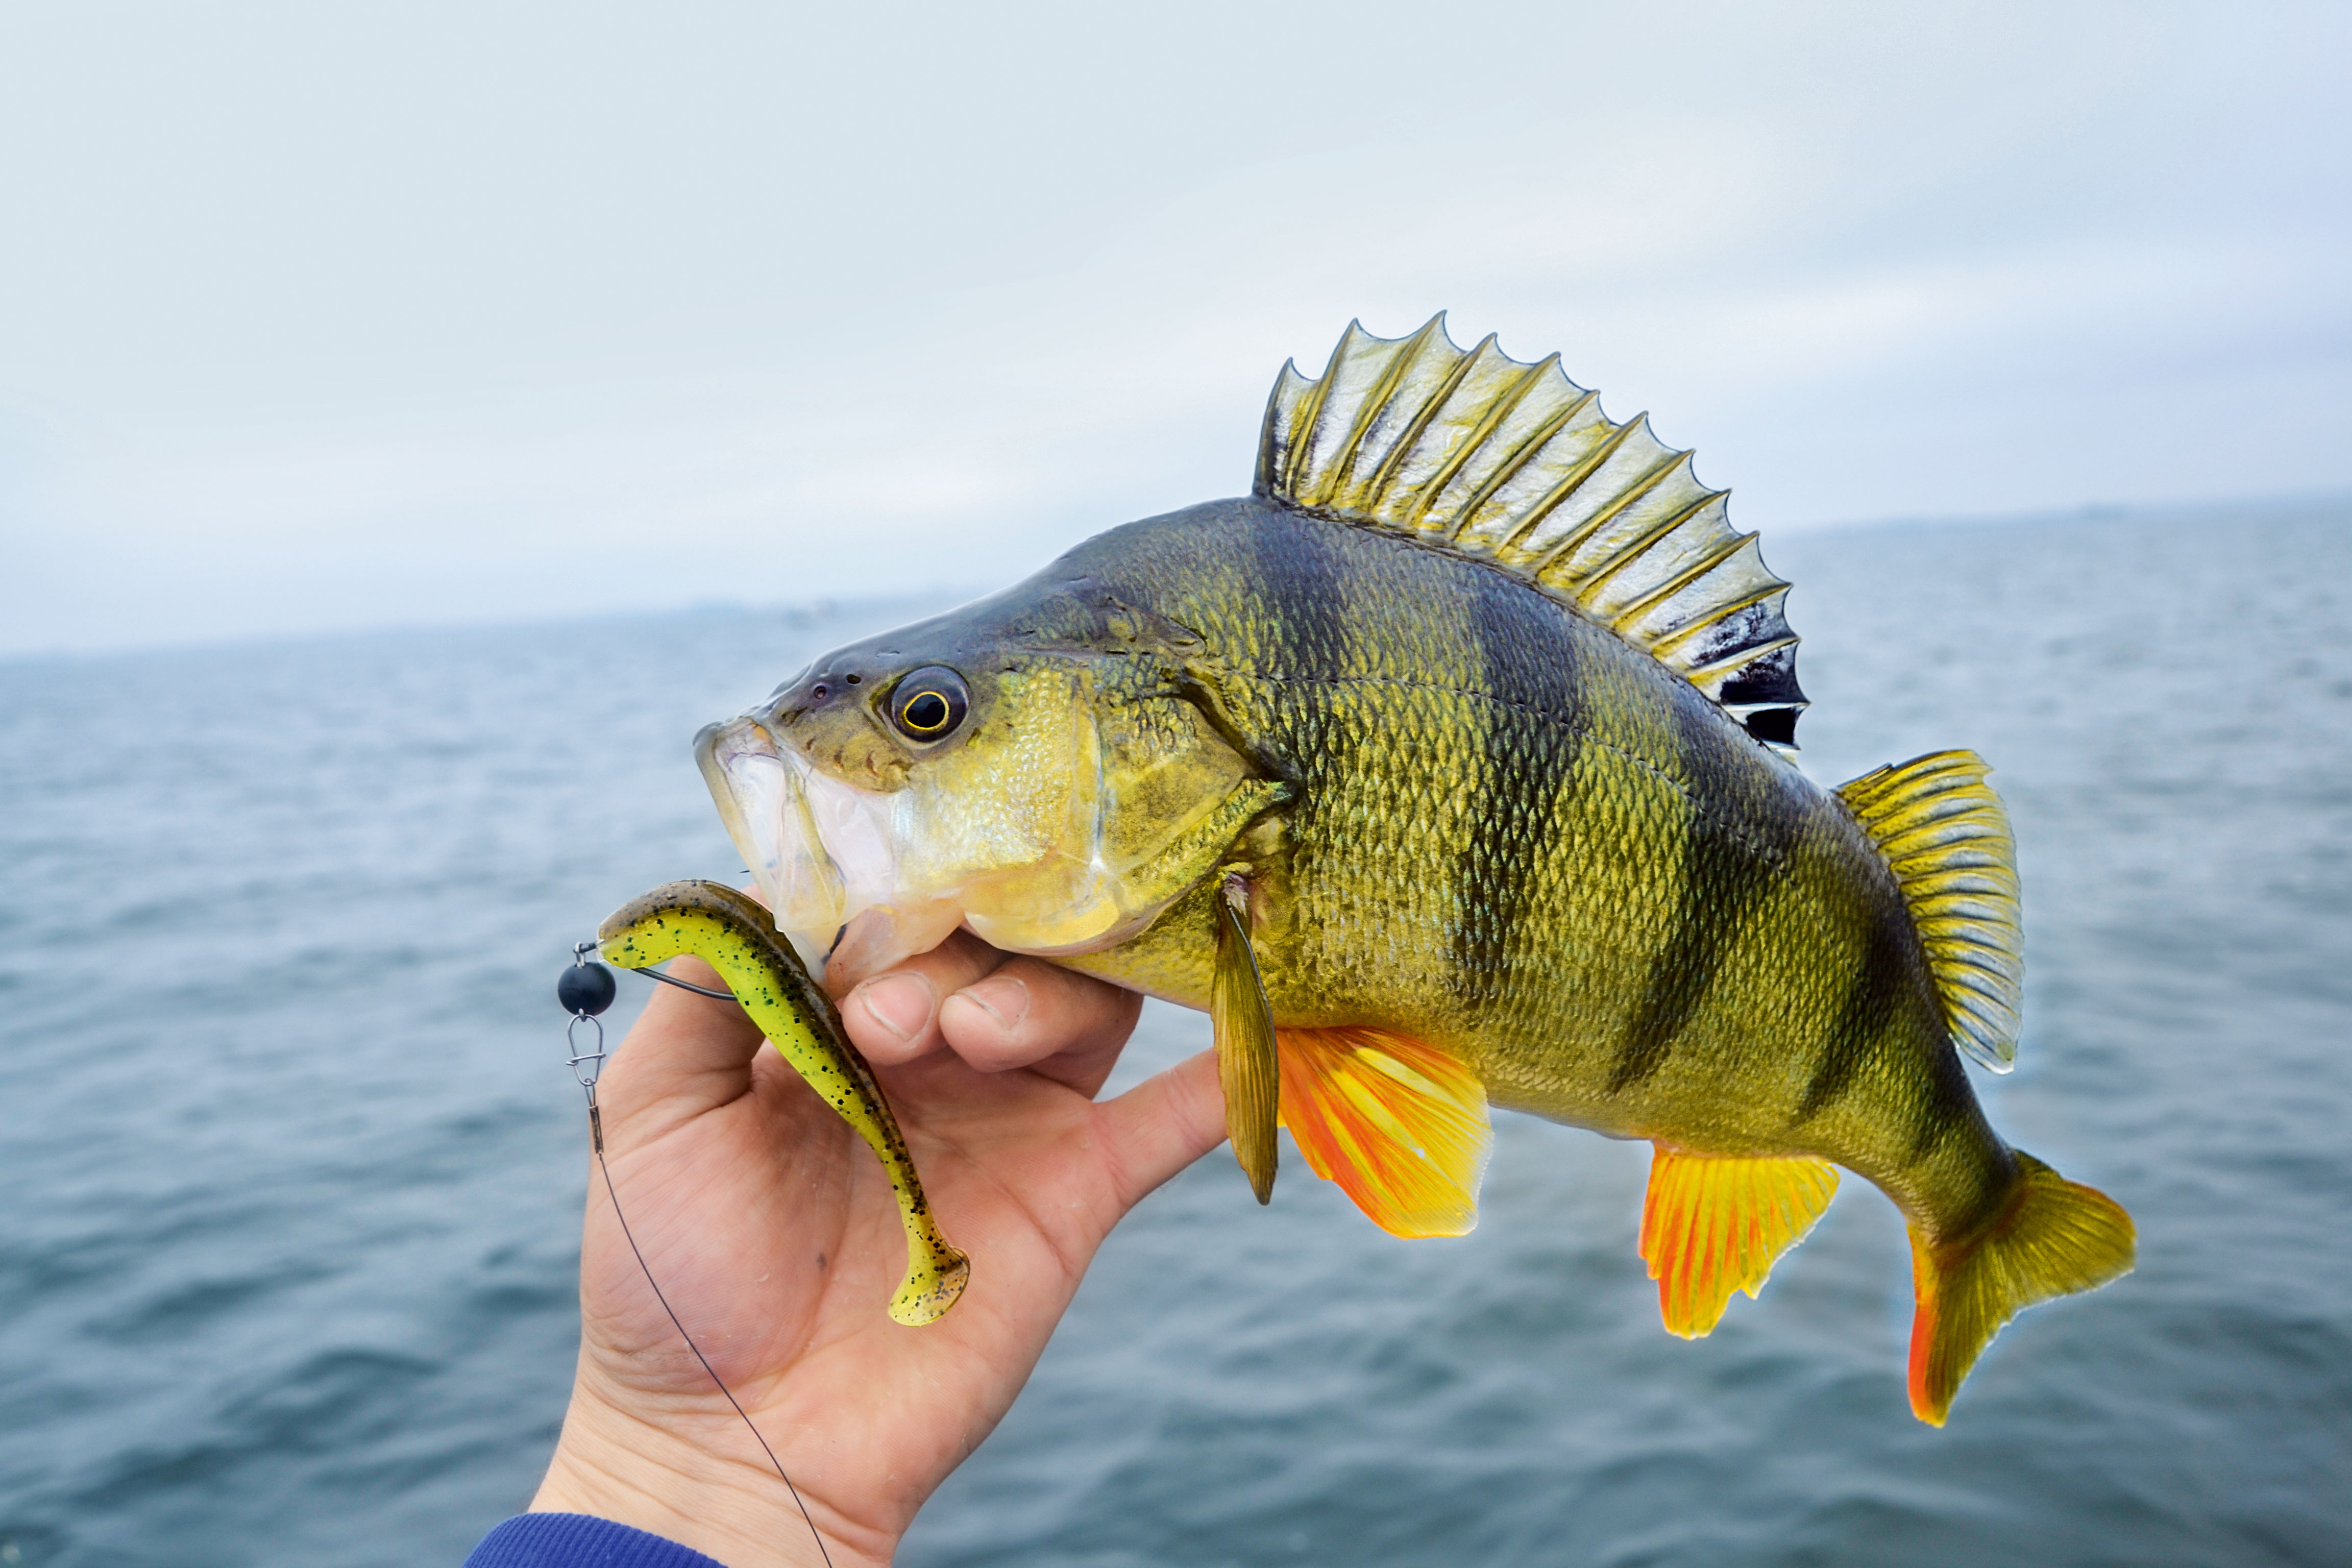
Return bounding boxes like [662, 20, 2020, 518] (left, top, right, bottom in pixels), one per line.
[463, 1513, 735, 1568]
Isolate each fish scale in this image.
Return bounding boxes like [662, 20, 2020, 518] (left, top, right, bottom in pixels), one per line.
[1068, 507, 1899, 1152]
[693, 315, 2135, 1424]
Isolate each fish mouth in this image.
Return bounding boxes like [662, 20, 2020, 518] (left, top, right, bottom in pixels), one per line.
[694, 717, 963, 989]
[693, 718, 810, 937]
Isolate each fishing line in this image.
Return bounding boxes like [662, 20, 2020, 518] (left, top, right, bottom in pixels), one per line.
[559, 946, 837, 1568]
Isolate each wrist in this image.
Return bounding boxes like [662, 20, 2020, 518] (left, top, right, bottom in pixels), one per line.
[531, 1380, 894, 1568]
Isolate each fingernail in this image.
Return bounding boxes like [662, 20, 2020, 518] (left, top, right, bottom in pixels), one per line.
[858, 973, 934, 1044]
[966, 975, 1031, 1031]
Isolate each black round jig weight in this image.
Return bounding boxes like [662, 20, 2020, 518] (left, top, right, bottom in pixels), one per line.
[558, 955, 617, 1017]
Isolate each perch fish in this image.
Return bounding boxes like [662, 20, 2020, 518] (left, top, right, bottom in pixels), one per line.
[696, 316, 2134, 1423]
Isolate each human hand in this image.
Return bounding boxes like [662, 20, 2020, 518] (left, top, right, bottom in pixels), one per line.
[529, 932, 1227, 1567]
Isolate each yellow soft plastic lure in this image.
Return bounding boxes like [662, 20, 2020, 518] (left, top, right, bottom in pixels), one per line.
[596, 879, 969, 1327]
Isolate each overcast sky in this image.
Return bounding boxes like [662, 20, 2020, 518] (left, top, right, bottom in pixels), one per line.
[2, 1, 2345, 655]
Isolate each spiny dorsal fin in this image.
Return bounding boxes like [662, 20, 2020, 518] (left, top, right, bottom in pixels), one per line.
[1839, 751, 2023, 1072]
[1256, 313, 1807, 751]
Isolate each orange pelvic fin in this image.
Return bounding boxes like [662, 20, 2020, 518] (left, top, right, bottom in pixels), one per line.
[1275, 1026, 1491, 1238]
[1906, 1150, 2134, 1425]
[1639, 1144, 1839, 1338]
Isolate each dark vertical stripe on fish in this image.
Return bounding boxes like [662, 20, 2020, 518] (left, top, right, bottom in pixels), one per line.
[1449, 569, 1575, 1011]
[1606, 696, 1790, 1095]
[1906, 1016, 1979, 1159]
[1247, 511, 1346, 716]
[1237, 512, 1353, 976]
[1796, 896, 1910, 1121]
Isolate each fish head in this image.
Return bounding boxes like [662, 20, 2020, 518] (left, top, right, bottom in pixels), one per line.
[697, 573, 1261, 990]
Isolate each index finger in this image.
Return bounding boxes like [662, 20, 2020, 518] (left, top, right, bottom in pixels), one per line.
[837, 930, 1008, 1066]
[939, 958, 1143, 1093]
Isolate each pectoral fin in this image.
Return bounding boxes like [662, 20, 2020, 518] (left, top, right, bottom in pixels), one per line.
[1211, 874, 1280, 1204]
[1639, 1144, 1837, 1338]
[1275, 1025, 1492, 1238]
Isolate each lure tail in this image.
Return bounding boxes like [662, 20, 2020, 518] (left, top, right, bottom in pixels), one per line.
[1906, 1150, 2134, 1424]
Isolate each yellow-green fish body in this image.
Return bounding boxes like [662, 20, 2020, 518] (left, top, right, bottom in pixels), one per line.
[697, 317, 2133, 1421]
[1039, 502, 1995, 1213]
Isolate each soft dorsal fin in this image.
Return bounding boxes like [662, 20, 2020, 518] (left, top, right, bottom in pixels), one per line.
[1256, 314, 1808, 751]
[1838, 751, 2023, 1072]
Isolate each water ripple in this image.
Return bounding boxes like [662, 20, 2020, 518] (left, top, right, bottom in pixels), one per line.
[3, 520, 2348, 1564]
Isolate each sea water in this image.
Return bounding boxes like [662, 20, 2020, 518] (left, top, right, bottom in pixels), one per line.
[2, 501, 2346, 1566]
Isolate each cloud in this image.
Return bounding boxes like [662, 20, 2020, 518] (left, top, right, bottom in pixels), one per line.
[2, 0, 2345, 653]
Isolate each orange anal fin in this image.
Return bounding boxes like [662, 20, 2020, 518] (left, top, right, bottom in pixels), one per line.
[1274, 1026, 1491, 1238]
[1639, 1145, 1839, 1339]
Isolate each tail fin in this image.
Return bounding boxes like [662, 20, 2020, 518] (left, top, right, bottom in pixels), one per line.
[1907, 1151, 2135, 1424]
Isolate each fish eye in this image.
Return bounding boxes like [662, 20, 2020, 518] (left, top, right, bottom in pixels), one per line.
[888, 666, 969, 741]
